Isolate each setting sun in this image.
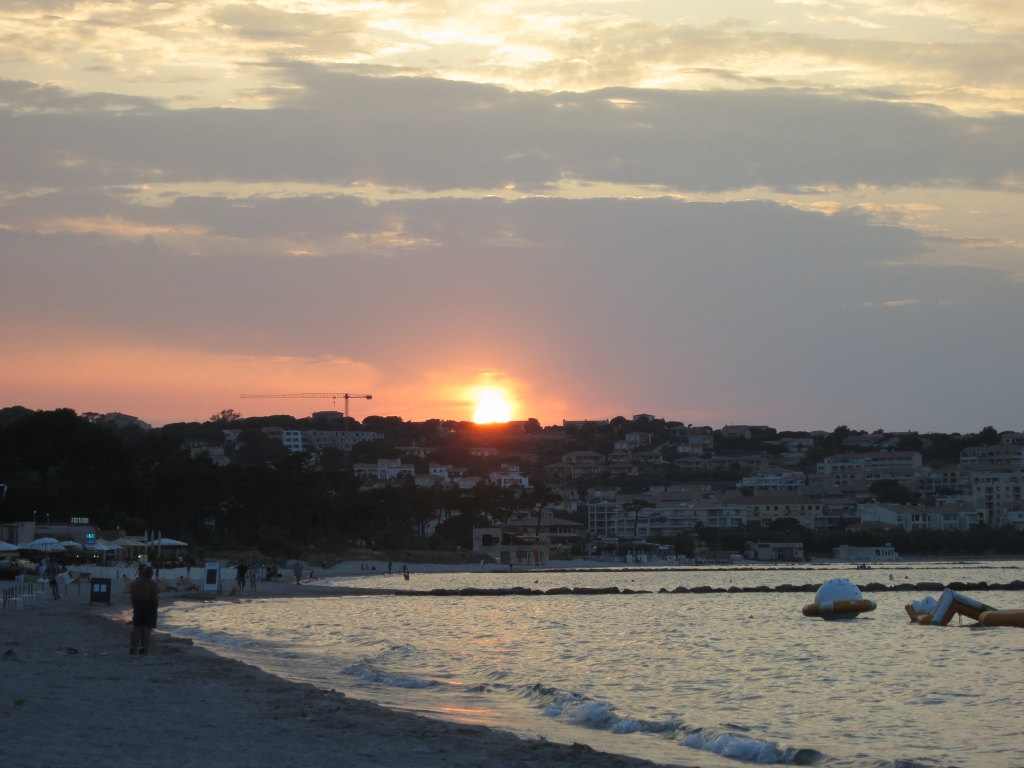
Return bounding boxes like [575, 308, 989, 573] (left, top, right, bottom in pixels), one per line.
[472, 387, 512, 423]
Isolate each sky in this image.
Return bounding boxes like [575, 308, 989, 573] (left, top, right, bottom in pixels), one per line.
[2, 0, 1023, 433]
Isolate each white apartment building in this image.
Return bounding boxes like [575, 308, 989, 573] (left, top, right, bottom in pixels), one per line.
[281, 429, 304, 452]
[970, 470, 1024, 524]
[585, 500, 747, 539]
[303, 429, 383, 452]
[960, 444, 1024, 467]
[818, 452, 923, 474]
[489, 464, 531, 489]
[740, 497, 823, 528]
[857, 502, 979, 532]
[352, 458, 416, 481]
[737, 471, 807, 492]
[669, 426, 714, 455]
[259, 426, 382, 453]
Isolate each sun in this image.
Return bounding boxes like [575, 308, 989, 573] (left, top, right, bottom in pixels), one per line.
[472, 387, 512, 423]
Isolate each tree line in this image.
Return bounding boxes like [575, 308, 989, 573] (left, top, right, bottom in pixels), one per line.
[0, 408, 557, 559]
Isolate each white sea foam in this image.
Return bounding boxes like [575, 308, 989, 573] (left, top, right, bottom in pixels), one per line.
[680, 729, 820, 765]
[342, 663, 439, 688]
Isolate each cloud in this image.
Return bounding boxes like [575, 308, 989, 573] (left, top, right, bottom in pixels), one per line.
[2, 72, 1023, 198]
[3, 194, 1021, 430]
[2, 2, 1022, 433]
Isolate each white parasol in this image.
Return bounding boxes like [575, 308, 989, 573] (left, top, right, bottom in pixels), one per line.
[147, 537, 188, 547]
[23, 537, 65, 551]
[109, 537, 147, 548]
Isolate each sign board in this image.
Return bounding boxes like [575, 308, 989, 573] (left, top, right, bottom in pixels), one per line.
[203, 562, 221, 593]
[90, 577, 111, 605]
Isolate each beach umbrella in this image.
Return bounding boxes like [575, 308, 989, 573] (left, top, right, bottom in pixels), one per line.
[60, 540, 83, 549]
[109, 537, 146, 548]
[23, 537, 65, 551]
[148, 537, 188, 547]
[0, 541, 19, 552]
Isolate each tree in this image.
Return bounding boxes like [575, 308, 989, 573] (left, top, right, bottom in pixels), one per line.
[208, 409, 243, 423]
[978, 426, 1000, 445]
[622, 499, 653, 538]
[869, 479, 917, 505]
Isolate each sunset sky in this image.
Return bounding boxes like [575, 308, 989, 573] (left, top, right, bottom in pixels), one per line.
[2, 0, 1023, 432]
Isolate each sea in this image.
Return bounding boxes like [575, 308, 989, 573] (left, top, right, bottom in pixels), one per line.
[157, 561, 1024, 768]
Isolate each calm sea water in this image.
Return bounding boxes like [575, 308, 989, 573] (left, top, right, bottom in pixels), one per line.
[159, 562, 1024, 768]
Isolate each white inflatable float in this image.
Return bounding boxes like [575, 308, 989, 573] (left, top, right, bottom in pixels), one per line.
[906, 588, 998, 626]
[802, 578, 877, 620]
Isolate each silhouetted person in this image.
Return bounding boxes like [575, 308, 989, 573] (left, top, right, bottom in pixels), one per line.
[130, 566, 159, 655]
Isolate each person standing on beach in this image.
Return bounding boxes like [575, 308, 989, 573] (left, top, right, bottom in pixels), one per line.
[293, 561, 303, 585]
[236, 562, 248, 591]
[130, 565, 159, 655]
[45, 560, 61, 599]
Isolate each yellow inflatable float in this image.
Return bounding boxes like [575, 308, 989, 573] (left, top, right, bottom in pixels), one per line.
[979, 610, 1024, 628]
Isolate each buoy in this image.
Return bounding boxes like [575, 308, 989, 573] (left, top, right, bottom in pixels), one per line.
[802, 578, 876, 620]
[979, 610, 1024, 628]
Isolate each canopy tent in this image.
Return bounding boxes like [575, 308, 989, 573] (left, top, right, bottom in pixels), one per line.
[148, 537, 188, 547]
[0, 541, 19, 552]
[60, 540, 83, 549]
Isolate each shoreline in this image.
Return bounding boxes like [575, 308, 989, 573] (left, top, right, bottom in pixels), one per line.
[5, 559, 1022, 766]
[1, 574, 681, 768]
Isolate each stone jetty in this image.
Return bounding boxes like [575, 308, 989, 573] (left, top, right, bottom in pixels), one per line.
[390, 579, 1024, 597]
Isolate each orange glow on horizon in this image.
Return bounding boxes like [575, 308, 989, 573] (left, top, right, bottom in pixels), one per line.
[4, 336, 580, 427]
[472, 387, 512, 423]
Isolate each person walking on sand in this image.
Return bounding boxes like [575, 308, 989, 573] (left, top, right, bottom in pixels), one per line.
[130, 565, 159, 655]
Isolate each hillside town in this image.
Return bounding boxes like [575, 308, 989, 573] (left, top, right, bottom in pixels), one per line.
[182, 411, 1023, 565]
[2, 407, 1022, 567]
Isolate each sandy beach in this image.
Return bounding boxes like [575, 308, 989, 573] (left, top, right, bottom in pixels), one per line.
[1, 565, 680, 768]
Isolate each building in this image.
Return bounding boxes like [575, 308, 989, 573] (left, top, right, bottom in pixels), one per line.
[737, 471, 807, 492]
[488, 464, 531, 489]
[352, 459, 416, 482]
[744, 541, 805, 562]
[970, 469, 1024, 525]
[818, 452, 923, 474]
[472, 515, 583, 565]
[833, 544, 899, 562]
[960, 444, 1024, 467]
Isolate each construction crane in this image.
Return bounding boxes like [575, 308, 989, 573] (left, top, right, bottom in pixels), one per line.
[240, 392, 373, 421]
